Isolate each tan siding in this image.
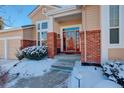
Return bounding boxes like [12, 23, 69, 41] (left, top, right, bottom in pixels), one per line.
[23, 27, 36, 40]
[54, 21, 60, 34]
[108, 48, 124, 61]
[59, 19, 82, 26]
[0, 40, 4, 59]
[7, 39, 21, 59]
[30, 7, 48, 24]
[30, 6, 57, 24]
[82, 5, 100, 31]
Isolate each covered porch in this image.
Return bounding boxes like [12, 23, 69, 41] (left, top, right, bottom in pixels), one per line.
[47, 5, 101, 64]
[47, 6, 82, 57]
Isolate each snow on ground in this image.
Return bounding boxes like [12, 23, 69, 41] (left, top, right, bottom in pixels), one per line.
[0, 58, 56, 87]
[68, 61, 122, 88]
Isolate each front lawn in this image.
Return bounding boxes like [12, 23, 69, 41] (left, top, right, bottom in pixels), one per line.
[68, 61, 122, 88]
[0, 58, 56, 87]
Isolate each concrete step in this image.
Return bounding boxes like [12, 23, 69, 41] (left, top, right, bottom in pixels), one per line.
[54, 54, 81, 62]
[50, 68, 72, 73]
[52, 61, 74, 69]
[51, 65, 73, 72]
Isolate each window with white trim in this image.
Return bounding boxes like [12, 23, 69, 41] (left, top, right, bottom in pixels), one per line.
[37, 23, 40, 30]
[37, 21, 48, 31]
[37, 32, 40, 46]
[36, 20, 48, 46]
[109, 5, 119, 44]
[41, 22, 48, 29]
[41, 32, 47, 40]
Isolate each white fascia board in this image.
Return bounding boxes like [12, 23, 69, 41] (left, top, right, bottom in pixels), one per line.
[46, 6, 78, 16]
[29, 5, 59, 18]
[29, 6, 42, 18]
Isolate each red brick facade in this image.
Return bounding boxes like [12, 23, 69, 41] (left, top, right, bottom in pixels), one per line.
[47, 32, 57, 58]
[80, 30, 101, 64]
[20, 40, 36, 49]
[57, 38, 61, 49]
[80, 32, 85, 62]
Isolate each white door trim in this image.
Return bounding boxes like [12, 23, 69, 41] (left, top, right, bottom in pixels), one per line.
[60, 24, 82, 52]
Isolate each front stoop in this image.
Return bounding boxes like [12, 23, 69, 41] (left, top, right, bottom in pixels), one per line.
[51, 54, 81, 72]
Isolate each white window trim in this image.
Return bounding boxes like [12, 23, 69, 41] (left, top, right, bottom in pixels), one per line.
[101, 5, 124, 63]
[36, 20, 48, 46]
[36, 20, 48, 32]
[109, 5, 122, 48]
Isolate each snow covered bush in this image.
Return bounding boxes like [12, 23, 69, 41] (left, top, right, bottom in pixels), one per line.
[102, 61, 124, 87]
[21, 46, 48, 60]
[16, 49, 24, 60]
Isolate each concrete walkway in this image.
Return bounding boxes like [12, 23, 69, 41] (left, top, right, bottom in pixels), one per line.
[11, 54, 81, 88]
[13, 70, 70, 88]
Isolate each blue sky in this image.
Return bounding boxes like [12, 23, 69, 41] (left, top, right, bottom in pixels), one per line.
[0, 5, 37, 28]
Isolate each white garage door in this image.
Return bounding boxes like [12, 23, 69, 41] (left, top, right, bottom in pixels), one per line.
[7, 39, 21, 59]
[0, 37, 22, 59]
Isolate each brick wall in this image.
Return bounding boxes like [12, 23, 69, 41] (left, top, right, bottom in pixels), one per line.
[20, 40, 36, 49]
[80, 30, 101, 64]
[57, 38, 61, 53]
[57, 38, 61, 48]
[47, 32, 57, 58]
[80, 32, 85, 62]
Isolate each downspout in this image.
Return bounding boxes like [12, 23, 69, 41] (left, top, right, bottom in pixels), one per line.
[82, 6, 87, 62]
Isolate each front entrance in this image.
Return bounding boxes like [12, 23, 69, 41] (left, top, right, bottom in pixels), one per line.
[62, 26, 80, 53]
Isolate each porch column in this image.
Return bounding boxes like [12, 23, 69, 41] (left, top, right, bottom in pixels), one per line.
[81, 6, 87, 63]
[100, 6, 109, 63]
[47, 16, 57, 58]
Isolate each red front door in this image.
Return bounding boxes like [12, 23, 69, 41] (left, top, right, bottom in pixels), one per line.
[63, 29, 80, 53]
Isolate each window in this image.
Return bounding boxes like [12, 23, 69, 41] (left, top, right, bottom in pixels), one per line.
[41, 32, 47, 40]
[41, 22, 48, 29]
[37, 23, 40, 30]
[110, 28, 119, 44]
[109, 5, 119, 44]
[38, 32, 40, 46]
[36, 20, 48, 46]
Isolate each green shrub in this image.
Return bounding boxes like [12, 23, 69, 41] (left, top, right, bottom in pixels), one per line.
[21, 46, 47, 60]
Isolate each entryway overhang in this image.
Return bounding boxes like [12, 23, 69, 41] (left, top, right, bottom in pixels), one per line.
[46, 5, 81, 17]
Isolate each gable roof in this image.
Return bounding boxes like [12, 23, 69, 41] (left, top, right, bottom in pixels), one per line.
[28, 5, 60, 18]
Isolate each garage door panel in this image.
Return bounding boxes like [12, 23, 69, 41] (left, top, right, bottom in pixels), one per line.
[7, 39, 21, 59]
[0, 40, 5, 59]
